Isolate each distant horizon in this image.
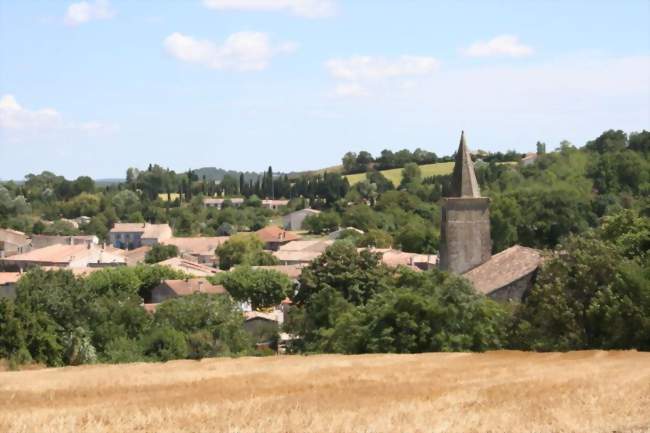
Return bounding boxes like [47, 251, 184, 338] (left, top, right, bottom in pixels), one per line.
[1, 1, 649, 179]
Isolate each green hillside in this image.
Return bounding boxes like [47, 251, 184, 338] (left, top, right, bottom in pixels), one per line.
[345, 161, 455, 186]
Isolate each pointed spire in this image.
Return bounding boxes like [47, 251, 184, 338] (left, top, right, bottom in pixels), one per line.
[450, 131, 481, 198]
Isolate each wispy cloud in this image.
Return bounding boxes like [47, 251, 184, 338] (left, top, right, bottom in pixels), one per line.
[64, 0, 115, 26]
[202, 0, 336, 18]
[326, 55, 440, 97]
[164, 32, 297, 71]
[0, 95, 116, 139]
[463, 35, 533, 57]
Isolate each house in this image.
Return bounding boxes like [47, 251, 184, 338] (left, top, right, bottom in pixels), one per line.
[273, 239, 334, 264]
[0, 272, 20, 299]
[261, 199, 289, 210]
[151, 278, 227, 303]
[438, 132, 543, 301]
[243, 310, 282, 347]
[203, 197, 245, 209]
[463, 245, 543, 302]
[108, 223, 172, 249]
[0, 244, 126, 271]
[75, 216, 92, 226]
[157, 257, 220, 276]
[161, 236, 229, 265]
[365, 248, 437, 270]
[283, 208, 320, 231]
[328, 227, 364, 240]
[0, 228, 31, 258]
[256, 226, 301, 251]
[31, 234, 98, 250]
[521, 152, 539, 166]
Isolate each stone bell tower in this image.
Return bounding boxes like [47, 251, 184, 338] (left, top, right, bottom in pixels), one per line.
[438, 131, 491, 274]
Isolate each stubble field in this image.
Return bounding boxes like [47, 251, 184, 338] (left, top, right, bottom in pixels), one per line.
[1, 350, 649, 433]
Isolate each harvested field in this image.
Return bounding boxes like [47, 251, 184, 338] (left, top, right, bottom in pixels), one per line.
[1, 351, 649, 433]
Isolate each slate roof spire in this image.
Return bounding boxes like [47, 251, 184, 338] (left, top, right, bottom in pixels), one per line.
[450, 131, 481, 198]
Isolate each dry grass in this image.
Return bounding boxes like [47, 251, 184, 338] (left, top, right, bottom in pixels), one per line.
[1, 351, 649, 433]
[345, 162, 455, 186]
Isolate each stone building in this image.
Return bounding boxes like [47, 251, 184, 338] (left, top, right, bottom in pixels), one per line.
[439, 131, 492, 274]
[439, 131, 543, 301]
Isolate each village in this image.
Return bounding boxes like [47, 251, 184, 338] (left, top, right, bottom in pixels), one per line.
[0, 133, 548, 351]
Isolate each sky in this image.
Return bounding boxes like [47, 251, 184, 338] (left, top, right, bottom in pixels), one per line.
[1, 0, 649, 180]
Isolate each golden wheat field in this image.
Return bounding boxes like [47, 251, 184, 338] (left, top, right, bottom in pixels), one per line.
[1, 351, 649, 433]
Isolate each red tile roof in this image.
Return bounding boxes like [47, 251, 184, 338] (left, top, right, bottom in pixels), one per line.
[255, 226, 301, 244]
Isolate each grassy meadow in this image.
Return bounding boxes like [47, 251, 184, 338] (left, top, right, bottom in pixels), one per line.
[345, 161, 456, 186]
[1, 351, 648, 433]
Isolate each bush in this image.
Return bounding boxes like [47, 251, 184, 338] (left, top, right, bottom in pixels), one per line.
[142, 326, 188, 362]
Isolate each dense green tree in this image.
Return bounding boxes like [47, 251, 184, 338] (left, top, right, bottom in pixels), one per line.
[215, 233, 278, 270]
[145, 244, 179, 264]
[218, 266, 292, 309]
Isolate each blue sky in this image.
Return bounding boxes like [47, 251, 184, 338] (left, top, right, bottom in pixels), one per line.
[1, 0, 649, 180]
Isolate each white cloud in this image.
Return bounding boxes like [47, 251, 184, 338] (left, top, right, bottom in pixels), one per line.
[64, 0, 115, 26]
[0, 95, 115, 138]
[326, 55, 439, 97]
[326, 55, 439, 81]
[202, 0, 336, 18]
[164, 32, 297, 71]
[334, 83, 369, 98]
[463, 35, 533, 57]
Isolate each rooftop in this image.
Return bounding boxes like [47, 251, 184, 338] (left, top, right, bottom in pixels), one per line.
[0, 272, 21, 285]
[463, 245, 542, 295]
[252, 264, 306, 279]
[1, 244, 126, 266]
[161, 278, 227, 296]
[449, 131, 481, 198]
[256, 226, 301, 244]
[157, 257, 220, 276]
[162, 236, 229, 255]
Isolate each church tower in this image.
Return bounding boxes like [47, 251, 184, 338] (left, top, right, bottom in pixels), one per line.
[438, 131, 491, 273]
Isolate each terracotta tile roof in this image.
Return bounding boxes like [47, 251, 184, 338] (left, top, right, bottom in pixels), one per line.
[110, 223, 147, 233]
[252, 264, 306, 279]
[41, 266, 103, 276]
[463, 245, 542, 295]
[124, 246, 151, 266]
[161, 236, 228, 255]
[142, 224, 172, 240]
[157, 257, 220, 276]
[358, 248, 437, 269]
[273, 250, 322, 263]
[109, 223, 172, 241]
[162, 278, 227, 296]
[1, 244, 126, 266]
[0, 272, 20, 285]
[278, 239, 333, 253]
[256, 226, 301, 244]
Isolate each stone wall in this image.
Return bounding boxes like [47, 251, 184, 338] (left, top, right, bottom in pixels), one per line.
[439, 197, 491, 274]
[487, 271, 536, 302]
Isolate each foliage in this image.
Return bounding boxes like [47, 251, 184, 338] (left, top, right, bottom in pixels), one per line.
[218, 266, 292, 309]
[215, 233, 278, 270]
[145, 244, 179, 264]
[303, 211, 341, 234]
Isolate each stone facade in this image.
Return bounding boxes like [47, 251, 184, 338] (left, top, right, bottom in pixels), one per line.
[439, 132, 492, 274]
[439, 197, 491, 274]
